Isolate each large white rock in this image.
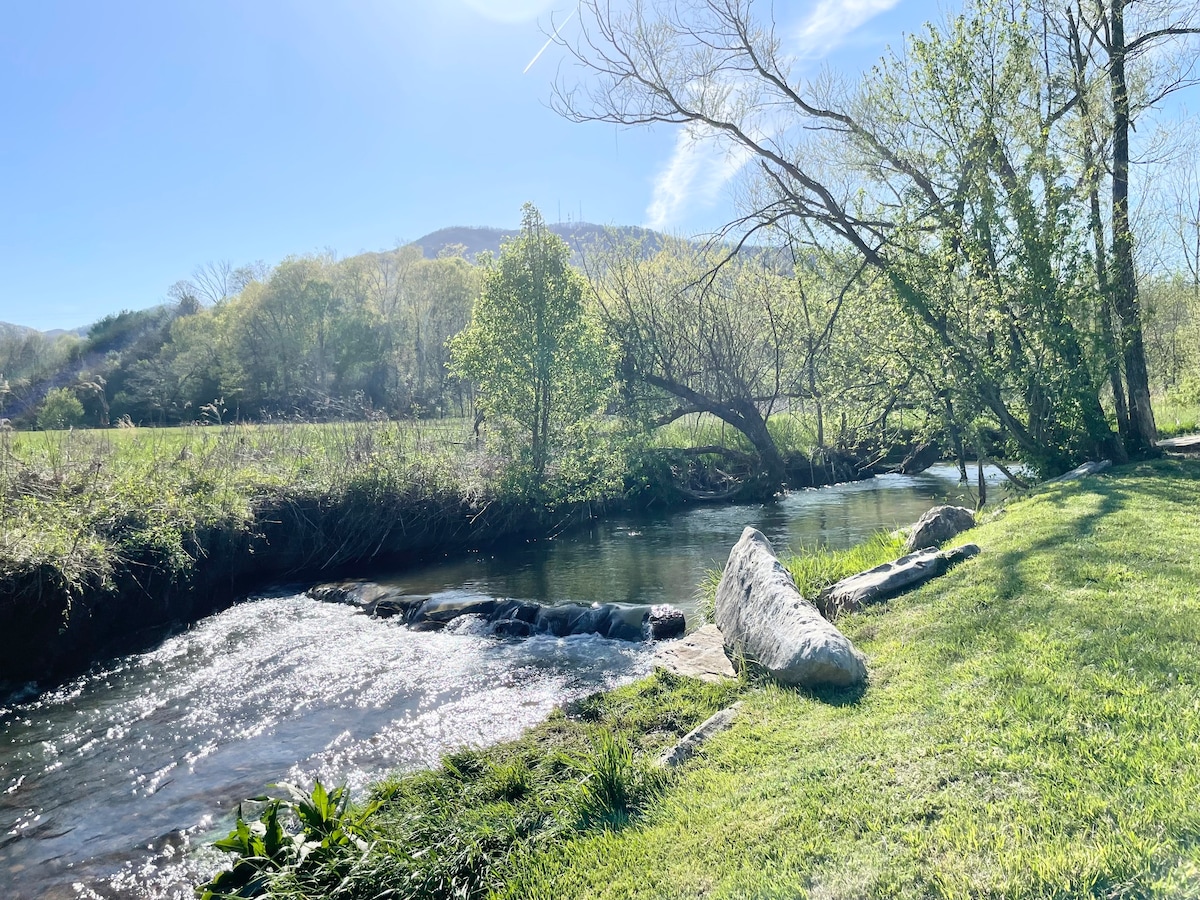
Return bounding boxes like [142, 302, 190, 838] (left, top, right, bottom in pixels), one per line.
[715, 527, 866, 688]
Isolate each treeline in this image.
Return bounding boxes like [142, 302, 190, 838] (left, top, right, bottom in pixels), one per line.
[5, 0, 1200, 488]
[0, 247, 480, 427]
[3, 216, 1200, 484]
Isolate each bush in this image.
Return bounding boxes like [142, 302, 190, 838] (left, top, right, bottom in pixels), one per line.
[37, 387, 85, 430]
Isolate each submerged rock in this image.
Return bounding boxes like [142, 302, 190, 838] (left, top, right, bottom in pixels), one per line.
[715, 527, 866, 688]
[904, 505, 976, 552]
[306, 581, 684, 643]
[306, 580, 398, 611]
[819, 544, 981, 616]
[653, 624, 736, 683]
[646, 604, 686, 640]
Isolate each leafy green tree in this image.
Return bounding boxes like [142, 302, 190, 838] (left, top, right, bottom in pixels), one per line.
[37, 387, 84, 430]
[449, 204, 614, 483]
[556, 0, 1173, 472]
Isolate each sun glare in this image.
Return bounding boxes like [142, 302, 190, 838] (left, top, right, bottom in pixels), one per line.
[462, 0, 560, 23]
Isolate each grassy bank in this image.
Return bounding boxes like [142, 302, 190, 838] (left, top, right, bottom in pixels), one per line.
[0, 419, 635, 686]
[213, 457, 1200, 899]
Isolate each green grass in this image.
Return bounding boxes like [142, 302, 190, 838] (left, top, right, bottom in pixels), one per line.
[490, 459, 1200, 899]
[651, 409, 927, 459]
[0, 420, 481, 598]
[211, 457, 1200, 900]
[652, 411, 822, 458]
[1153, 398, 1200, 439]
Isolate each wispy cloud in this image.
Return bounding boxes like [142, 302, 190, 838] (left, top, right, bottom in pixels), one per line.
[795, 0, 901, 53]
[644, 0, 900, 231]
[646, 125, 754, 231]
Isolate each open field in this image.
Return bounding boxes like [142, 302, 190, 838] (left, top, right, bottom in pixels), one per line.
[0, 419, 481, 595]
[223, 457, 1200, 899]
[1154, 399, 1200, 439]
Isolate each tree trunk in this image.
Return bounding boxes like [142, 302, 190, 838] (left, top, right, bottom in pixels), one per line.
[1109, 0, 1158, 453]
[731, 398, 787, 492]
[640, 373, 787, 491]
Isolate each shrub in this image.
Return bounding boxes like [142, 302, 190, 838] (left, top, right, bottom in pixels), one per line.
[37, 387, 84, 430]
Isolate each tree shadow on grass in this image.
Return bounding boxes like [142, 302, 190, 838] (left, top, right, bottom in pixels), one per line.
[738, 661, 868, 706]
[906, 457, 1200, 681]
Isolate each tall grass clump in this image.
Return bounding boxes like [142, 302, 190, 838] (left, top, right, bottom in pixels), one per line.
[571, 731, 664, 830]
[783, 530, 907, 602]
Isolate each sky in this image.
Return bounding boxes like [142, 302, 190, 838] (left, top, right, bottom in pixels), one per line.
[0, 0, 932, 331]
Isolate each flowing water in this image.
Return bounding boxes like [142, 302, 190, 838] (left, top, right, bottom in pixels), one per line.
[0, 465, 1001, 898]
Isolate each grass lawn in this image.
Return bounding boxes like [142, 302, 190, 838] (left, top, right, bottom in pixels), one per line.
[494, 458, 1200, 899]
[208, 456, 1200, 900]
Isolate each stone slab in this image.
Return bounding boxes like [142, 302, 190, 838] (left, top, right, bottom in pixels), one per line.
[653, 624, 736, 682]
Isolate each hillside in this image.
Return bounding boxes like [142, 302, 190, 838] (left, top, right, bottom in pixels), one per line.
[410, 222, 666, 262]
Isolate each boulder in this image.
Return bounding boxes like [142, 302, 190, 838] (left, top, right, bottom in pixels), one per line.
[819, 543, 981, 616]
[904, 505, 976, 552]
[714, 527, 866, 688]
[653, 624, 736, 682]
[656, 702, 743, 768]
[646, 604, 686, 641]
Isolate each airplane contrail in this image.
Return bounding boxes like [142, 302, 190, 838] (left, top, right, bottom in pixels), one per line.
[523, 6, 577, 74]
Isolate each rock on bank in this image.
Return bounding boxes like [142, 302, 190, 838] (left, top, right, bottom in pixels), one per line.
[715, 527, 866, 688]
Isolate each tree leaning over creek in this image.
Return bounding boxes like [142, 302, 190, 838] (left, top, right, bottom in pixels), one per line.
[554, 0, 1200, 472]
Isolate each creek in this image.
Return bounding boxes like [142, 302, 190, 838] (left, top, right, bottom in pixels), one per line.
[0, 466, 1002, 898]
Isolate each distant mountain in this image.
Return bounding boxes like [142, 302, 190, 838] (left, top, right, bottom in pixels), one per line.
[0, 321, 87, 340]
[410, 223, 666, 262]
[0, 321, 39, 338]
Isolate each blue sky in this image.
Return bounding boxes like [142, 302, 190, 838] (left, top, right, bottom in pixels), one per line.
[0, 0, 929, 331]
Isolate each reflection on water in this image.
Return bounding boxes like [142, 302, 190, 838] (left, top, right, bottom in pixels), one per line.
[381, 464, 995, 620]
[0, 464, 1001, 898]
